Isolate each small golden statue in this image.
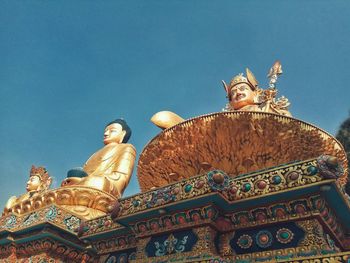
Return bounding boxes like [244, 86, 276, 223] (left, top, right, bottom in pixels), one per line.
[61, 119, 136, 199]
[4, 166, 52, 214]
[222, 60, 291, 116]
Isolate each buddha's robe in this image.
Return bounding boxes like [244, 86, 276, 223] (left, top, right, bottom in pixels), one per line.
[65, 143, 136, 198]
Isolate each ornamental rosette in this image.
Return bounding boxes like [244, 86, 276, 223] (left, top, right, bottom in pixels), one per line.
[207, 170, 230, 191]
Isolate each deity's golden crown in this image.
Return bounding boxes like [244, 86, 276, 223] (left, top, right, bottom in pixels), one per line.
[30, 165, 50, 182]
[228, 68, 259, 92]
[230, 73, 251, 88]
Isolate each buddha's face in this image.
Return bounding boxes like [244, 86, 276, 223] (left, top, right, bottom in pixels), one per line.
[103, 123, 126, 145]
[26, 175, 41, 192]
[230, 83, 256, 110]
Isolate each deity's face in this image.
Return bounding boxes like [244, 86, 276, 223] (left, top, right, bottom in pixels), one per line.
[103, 123, 126, 145]
[26, 175, 41, 192]
[229, 83, 256, 110]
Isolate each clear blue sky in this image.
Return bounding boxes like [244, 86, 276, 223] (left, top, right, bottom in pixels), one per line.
[1, 1, 349, 207]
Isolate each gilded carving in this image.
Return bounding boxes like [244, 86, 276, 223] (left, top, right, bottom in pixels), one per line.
[138, 112, 347, 191]
[0, 238, 92, 263]
[119, 159, 340, 218]
[4, 166, 52, 215]
[1, 62, 350, 263]
[297, 220, 328, 247]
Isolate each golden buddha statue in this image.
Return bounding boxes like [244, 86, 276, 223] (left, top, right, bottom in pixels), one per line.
[222, 61, 291, 116]
[4, 166, 52, 214]
[61, 119, 136, 199]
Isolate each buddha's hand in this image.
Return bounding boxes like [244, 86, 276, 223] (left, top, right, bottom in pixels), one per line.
[61, 177, 82, 186]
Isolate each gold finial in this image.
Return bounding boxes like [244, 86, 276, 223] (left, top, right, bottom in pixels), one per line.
[267, 60, 283, 78]
[267, 60, 283, 89]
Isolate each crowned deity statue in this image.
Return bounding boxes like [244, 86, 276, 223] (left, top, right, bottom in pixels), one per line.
[61, 119, 136, 199]
[4, 165, 52, 214]
[151, 61, 291, 130]
[222, 61, 291, 116]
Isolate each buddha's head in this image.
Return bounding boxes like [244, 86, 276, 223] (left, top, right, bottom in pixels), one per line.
[26, 165, 52, 192]
[104, 119, 132, 145]
[228, 73, 257, 110]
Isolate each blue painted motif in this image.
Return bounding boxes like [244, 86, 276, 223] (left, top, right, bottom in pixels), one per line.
[63, 215, 81, 231]
[155, 234, 188, 256]
[23, 212, 39, 226]
[146, 229, 198, 257]
[45, 206, 58, 220]
[5, 215, 17, 229]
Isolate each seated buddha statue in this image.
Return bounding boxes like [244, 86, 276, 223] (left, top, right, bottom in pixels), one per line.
[4, 166, 52, 214]
[61, 119, 136, 199]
